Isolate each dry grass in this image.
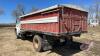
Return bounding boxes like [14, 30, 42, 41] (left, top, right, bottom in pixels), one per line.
[0, 27, 100, 56]
[73, 26, 100, 56]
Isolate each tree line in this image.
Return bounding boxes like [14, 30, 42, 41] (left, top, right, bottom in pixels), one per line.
[12, 4, 38, 23]
[12, 4, 38, 19]
[0, 3, 38, 23]
[0, 3, 37, 16]
[88, 0, 100, 23]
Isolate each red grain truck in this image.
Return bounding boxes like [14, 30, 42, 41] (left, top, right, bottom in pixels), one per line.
[15, 4, 88, 52]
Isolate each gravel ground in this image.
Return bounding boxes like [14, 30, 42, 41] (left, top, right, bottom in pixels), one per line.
[0, 27, 100, 56]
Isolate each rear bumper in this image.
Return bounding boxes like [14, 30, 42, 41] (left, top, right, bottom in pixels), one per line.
[68, 32, 81, 36]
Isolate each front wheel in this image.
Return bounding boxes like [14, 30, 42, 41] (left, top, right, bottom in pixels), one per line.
[33, 35, 43, 52]
[15, 28, 21, 39]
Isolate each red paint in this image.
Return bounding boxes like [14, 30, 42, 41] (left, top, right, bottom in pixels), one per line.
[21, 22, 59, 33]
[20, 6, 88, 35]
[59, 7, 88, 33]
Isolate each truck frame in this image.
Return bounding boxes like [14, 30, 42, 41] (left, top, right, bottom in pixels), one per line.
[15, 4, 88, 52]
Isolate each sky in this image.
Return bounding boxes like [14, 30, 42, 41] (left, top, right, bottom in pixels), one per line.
[0, 0, 94, 24]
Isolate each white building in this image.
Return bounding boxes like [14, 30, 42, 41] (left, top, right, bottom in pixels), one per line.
[88, 13, 99, 27]
[89, 19, 99, 27]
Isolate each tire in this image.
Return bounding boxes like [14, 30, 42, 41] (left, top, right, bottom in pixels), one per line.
[80, 43, 89, 50]
[33, 35, 43, 52]
[15, 28, 25, 39]
[16, 34, 21, 39]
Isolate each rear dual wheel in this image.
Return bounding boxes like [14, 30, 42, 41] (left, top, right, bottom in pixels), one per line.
[61, 36, 73, 46]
